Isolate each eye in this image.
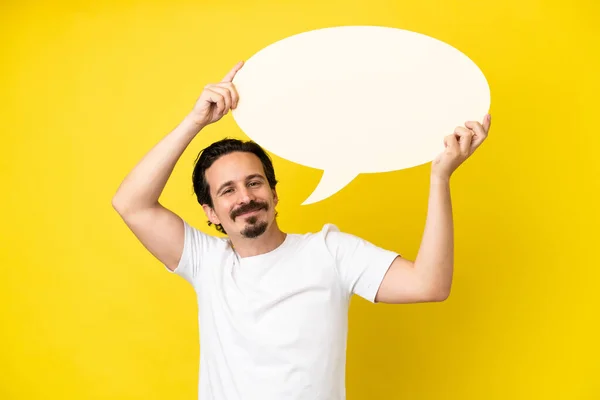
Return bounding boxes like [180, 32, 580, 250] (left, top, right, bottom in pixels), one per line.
[222, 188, 234, 195]
[248, 181, 262, 187]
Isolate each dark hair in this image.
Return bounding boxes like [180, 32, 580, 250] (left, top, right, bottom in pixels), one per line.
[192, 138, 278, 234]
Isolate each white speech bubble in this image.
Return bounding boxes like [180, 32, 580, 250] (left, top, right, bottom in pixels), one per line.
[232, 26, 490, 205]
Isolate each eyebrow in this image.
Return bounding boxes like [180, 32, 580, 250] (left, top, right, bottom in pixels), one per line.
[216, 174, 265, 195]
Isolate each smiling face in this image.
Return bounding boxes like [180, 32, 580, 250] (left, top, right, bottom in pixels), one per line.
[202, 151, 279, 239]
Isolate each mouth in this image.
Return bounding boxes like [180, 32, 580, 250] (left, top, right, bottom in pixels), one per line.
[238, 209, 261, 217]
[233, 207, 266, 220]
[231, 201, 269, 221]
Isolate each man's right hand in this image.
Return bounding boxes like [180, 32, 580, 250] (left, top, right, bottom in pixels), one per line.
[187, 61, 244, 130]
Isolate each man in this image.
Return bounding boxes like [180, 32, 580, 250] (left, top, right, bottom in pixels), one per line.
[112, 61, 491, 399]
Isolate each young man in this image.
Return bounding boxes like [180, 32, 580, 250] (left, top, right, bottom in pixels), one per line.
[112, 61, 491, 400]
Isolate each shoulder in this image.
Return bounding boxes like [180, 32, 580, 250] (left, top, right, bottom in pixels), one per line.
[317, 223, 362, 242]
[301, 224, 396, 260]
[170, 220, 234, 281]
[184, 219, 224, 241]
[294, 223, 343, 242]
[295, 223, 362, 254]
[181, 219, 233, 257]
[302, 223, 347, 237]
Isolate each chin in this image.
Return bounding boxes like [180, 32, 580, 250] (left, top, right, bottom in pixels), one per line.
[240, 218, 269, 239]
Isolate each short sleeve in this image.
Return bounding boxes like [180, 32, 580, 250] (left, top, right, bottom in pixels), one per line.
[165, 219, 218, 287]
[322, 224, 399, 303]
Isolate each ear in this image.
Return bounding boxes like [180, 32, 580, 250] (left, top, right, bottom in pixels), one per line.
[202, 204, 221, 225]
[272, 188, 279, 206]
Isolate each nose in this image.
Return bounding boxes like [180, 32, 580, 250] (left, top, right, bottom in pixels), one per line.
[237, 186, 254, 204]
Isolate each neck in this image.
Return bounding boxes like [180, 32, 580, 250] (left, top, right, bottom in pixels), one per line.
[229, 222, 287, 258]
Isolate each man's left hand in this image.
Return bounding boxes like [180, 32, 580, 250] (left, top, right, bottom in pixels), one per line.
[431, 113, 492, 181]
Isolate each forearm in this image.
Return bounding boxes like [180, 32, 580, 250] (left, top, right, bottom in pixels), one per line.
[112, 117, 203, 214]
[414, 174, 454, 298]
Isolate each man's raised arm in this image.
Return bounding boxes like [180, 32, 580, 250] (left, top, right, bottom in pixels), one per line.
[111, 61, 244, 270]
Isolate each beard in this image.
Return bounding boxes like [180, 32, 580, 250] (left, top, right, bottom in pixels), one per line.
[240, 215, 268, 238]
[231, 200, 270, 239]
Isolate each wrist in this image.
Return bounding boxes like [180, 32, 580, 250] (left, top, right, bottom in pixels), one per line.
[181, 115, 206, 135]
[430, 172, 451, 185]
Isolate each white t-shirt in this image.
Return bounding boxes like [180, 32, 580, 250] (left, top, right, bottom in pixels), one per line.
[168, 221, 399, 400]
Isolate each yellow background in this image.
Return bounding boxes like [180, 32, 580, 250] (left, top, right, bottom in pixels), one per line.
[2, 0, 599, 399]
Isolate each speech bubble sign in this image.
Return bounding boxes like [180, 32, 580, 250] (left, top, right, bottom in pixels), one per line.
[232, 26, 490, 205]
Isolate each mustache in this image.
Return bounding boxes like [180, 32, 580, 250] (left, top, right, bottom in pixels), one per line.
[230, 200, 269, 220]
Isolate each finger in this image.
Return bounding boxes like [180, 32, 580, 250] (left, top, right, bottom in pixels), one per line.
[482, 113, 492, 133]
[205, 88, 226, 115]
[214, 82, 239, 109]
[222, 61, 244, 83]
[464, 120, 487, 147]
[206, 85, 232, 113]
[444, 133, 459, 151]
[454, 126, 474, 154]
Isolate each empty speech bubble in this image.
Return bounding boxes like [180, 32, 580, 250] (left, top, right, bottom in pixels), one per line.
[231, 26, 490, 205]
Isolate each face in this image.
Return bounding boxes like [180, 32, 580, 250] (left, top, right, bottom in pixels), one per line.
[202, 151, 278, 239]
